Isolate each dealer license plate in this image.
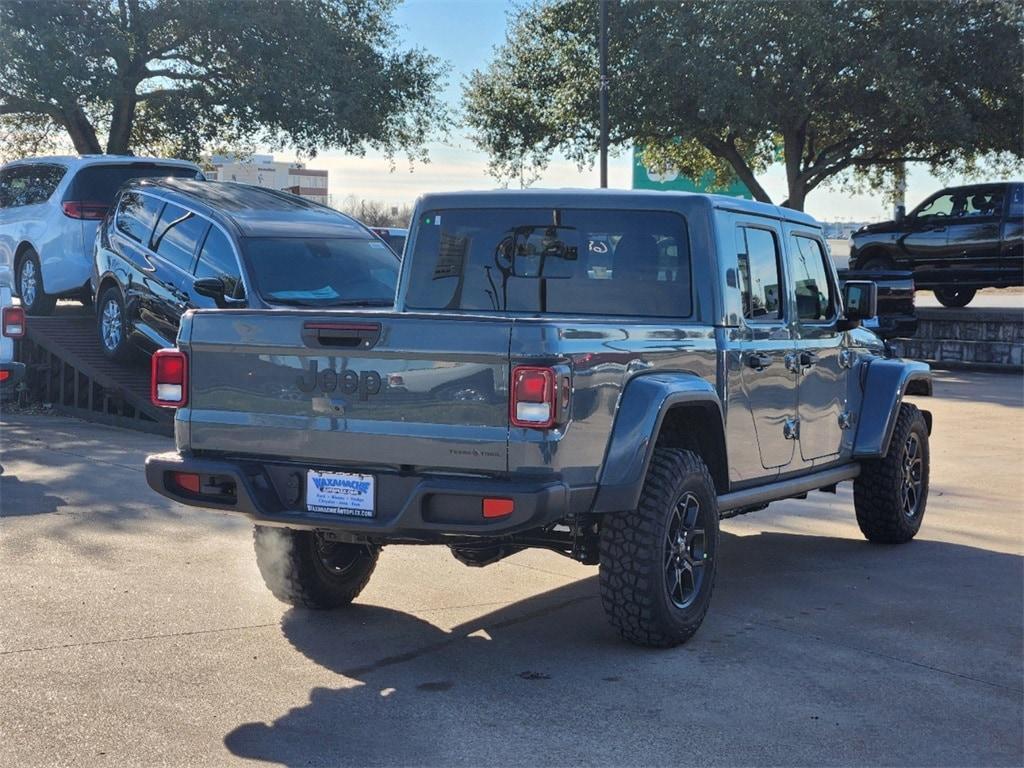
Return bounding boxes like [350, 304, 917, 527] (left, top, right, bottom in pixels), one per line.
[306, 470, 375, 517]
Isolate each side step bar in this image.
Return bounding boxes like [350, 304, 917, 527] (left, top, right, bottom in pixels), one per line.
[717, 463, 861, 514]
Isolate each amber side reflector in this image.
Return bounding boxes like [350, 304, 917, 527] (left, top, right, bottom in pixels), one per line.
[482, 498, 515, 518]
[171, 472, 201, 494]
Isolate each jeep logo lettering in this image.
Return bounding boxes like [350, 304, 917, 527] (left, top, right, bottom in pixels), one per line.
[297, 360, 382, 400]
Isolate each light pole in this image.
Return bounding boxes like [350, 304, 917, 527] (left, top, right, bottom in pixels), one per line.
[893, 162, 907, 220]
[598, 0, 609, 188]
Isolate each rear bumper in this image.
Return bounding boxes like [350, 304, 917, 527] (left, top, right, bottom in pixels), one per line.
[145, 451, 586, 541]
[0, 361, 25, 388]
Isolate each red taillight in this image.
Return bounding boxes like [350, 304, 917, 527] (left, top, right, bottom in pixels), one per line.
[0, 370, 9, 382]
[510, 366, 556, 428]
[2, 306, 25, 338]
[62, 201, 109, 220]
[151, 349, 187, 407]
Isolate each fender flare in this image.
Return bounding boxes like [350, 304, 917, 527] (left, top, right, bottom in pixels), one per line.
[591, 373, 724, 514]
[852, 357, 932, 459]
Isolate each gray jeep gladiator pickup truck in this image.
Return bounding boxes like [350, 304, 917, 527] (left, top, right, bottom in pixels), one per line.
[145, 190, 933, 647]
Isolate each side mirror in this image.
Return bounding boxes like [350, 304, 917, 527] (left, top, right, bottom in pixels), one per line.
[838, 280, 878, 330]
[194, 276, 226, 302]
[194, 276, 245, 308]
[894, 205, 906, 224]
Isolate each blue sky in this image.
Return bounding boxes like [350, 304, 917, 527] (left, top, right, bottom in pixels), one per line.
[298, 0, 976, 222]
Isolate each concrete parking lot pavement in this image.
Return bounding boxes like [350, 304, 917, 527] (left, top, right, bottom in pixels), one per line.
[1, 371, 1022, 767]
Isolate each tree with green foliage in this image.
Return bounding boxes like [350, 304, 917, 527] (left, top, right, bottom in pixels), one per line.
[464, 0, 1023, 210]
[0, 0, 447, 161]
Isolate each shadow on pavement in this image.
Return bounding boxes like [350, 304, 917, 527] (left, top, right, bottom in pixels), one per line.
[927, 371, 1024, 408]
[223, 530, 1023, 767]
[0, 466, 67, 516]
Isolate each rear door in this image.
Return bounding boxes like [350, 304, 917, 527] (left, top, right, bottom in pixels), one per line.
[0, 164, 67, 259]
[149, 201, 209, 345]
[111, 191, 167, 348]
[185, 312, 513, 473]
[944, 186, 1005, 267]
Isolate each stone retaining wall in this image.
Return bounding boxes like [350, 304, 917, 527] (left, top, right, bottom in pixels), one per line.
[893, 307, 1023, 370]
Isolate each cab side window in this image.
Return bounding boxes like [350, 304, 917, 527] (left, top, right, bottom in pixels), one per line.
[195, 227, 244, 298]
[151, 203, 208, 272]
[913, 193, 955, 219]
[961, 189, 1003, 218]
[116, 192, 164, 244]
[789, 236, 835, 322]
[1010, 185, 1024, 219]
[736, 226, 783, 321]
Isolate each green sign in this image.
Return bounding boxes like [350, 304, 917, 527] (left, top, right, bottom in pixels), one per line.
[632, 147, 752, 199]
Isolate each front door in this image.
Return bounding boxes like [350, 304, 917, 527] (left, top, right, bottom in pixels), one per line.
[735, 223, 797, 471]
[901, 191, 957, 265]
[786, 231, 846, 462]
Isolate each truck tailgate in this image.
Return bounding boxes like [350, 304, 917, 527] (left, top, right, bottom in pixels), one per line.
[184, 311, 512, 473]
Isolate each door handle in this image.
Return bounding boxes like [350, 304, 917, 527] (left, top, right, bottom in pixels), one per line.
[744, 352, 773, 371]
[799, 351, 818, 368]
[302, 321, 381, 349]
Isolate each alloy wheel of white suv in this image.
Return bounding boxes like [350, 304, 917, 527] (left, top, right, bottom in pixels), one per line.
[17, 250, 56, 316]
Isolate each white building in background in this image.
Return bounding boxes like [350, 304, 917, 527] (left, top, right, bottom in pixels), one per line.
[206, 154, 329, 206]
[821, 220, 874, 240]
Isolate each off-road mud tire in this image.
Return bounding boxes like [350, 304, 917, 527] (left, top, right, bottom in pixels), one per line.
[854, 403, 930, 544]
[599, 448, 719, 647]
[253, 526, 379, 608]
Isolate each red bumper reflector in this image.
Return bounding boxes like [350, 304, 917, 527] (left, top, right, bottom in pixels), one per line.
[171, 472, 201, 494]
[482, 498, 515, 518]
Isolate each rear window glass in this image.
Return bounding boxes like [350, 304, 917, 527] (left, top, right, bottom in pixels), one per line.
[115, 192, 164, 244]
[242, 237, 398, 307]
[1011, 185, 1024, 218]
[0, 164, 66, 208]
[67, 164, 202, 202]
[404, 208, 691, 317]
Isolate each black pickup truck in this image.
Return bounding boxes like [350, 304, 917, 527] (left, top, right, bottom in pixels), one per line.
[850, 182, 1024, 307]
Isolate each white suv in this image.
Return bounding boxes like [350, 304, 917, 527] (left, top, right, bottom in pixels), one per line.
[0, 156, 203, 315]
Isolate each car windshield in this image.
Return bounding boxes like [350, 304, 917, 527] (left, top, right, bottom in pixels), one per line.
[405, 208, 692, 317]
[242, 236, 399, 307]
[67, 163, 202, 202]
